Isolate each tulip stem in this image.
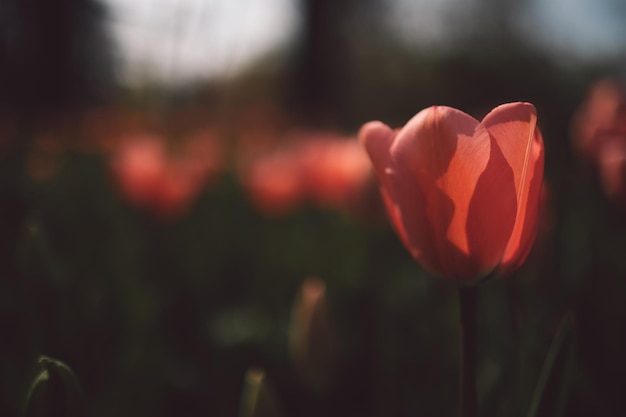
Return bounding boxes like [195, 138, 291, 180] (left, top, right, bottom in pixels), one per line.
[459, 286, 478, 417]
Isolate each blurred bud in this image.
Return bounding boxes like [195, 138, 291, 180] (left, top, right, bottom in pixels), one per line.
[300, 136, 372, 211]
[110, 134, 166, 208]
[597, 138, 626, 206]
[571, 79, 626, 165]
[288, 278, 338, 393]
[239, 369, 283, 417]
[23, 356, 87, 417]
[571, 79, 626, 206]
[238, 148, 305, 217]
[150, 131, 225, 220]
[109, 129, 225, 221]
[236, 129, 375, 217]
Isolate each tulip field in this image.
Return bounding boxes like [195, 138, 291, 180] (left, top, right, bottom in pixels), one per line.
[2, 81, 626, 417]
[2, 2, 626, 417]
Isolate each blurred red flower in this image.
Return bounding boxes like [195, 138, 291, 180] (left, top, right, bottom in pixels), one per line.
[300, 136, 372, 210]
[572, 79, 626, 165]
[238, 147, 305, 217]
[597, 137, 626, 205]
[360, 102, 544, 282]
[111, 134, 166, 209]
[237, 131, 373, 217]
[110, 130, 224, 220]
[572, 80, 626, 205]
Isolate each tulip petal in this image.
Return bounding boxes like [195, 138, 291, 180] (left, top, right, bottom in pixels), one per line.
[482, 102, 545, 271]
[465, 133, 517, 278]
[391, 106, 509, 279]
[482, 102, 537, 195]
[358, 121, 396, 178]
[385, 165, 454, 275]
[500, 128, 545, 273]
[358, 121, 410, 248]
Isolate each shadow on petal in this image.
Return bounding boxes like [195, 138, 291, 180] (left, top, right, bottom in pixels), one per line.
[390, 165, 475, 280]
[466, 135, 517, 278]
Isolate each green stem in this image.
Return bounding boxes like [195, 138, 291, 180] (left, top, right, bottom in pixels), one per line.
[459, 286, 478, 417]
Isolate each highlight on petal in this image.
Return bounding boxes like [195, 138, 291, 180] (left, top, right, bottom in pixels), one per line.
[393, 106, 479, 179]
[499, 127, 545, 273]
[482, 102, 538, 196]
[482, 102, 545, 270]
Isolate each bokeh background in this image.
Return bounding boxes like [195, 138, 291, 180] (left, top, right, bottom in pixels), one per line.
[2, 0, 626, 416]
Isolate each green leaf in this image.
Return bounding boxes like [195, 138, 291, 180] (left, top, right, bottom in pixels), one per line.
[23, 356, 88, 417]
[526, 313, 576, 417]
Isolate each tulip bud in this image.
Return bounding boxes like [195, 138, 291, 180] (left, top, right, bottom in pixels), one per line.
[572, 80, 626, 206]
[238, 369, 283, 417]
[571, 79, 626, 165]
[288, 278, 338, 393]
[238, 148, 305, 217]
[597, 138, 626, 206]
[299, 137, 372, 211]
[23, 356, 88, 417]
[360, 103, 545, 282]
[110, 134, 166, 208]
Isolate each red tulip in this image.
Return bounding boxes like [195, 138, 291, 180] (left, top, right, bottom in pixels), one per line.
[597, 137, 626, 205]
[571, 79, 626, 165]
[571, 79, 626, 206]
[110, 131, 224, 220]
[111, 134, 166, 208]
[359, 103, 544, 282]
[300, 136, 372, 209]
[239, 148, 306, 216]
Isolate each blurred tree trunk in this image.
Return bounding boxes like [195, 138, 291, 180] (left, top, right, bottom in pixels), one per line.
[0, 0, 117, 117]
[288, 0, 359, 127]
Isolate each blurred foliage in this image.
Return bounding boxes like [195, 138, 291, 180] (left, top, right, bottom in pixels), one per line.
[2, 0, 626, 417]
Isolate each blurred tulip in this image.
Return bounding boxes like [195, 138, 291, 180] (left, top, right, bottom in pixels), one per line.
[572, 79, 626, 206]
[597, 137, 626, 205]
[238, 147, 305, 217]
[289, 277, 338, 393]
[360, 102, 544, 282]
[237, 130, 375, 217]
[110, 134, 166, 208]
[300, 137, 372, 210]
[152, 130, 224, 219]
[571, 79, 626, 164]
[110, 130, 224, 220]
